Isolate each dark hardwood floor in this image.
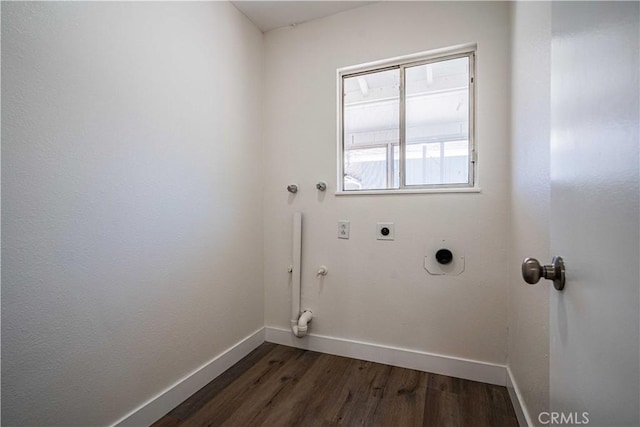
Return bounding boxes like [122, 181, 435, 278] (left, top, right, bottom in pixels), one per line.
[153, 343, 518, 427]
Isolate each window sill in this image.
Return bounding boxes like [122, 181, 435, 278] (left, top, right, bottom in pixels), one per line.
[335, 187, 482, 196]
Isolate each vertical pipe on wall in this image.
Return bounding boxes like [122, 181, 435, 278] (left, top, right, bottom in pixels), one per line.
[291, 212, 312, 337]
[291, 212, 302, 326]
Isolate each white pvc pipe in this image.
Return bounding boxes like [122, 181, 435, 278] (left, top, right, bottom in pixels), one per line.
[295, 310, 313, 336]
[291, 212, 301, 331]
[291, 212, 312, 337]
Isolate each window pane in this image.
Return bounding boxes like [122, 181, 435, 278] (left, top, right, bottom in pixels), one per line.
[343, 68, 400, 190]
[344, 147, 388, 190]
[404, 57, 469, 186]
[405, 140, 469, 185]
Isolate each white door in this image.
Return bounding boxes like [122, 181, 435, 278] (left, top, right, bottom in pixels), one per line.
[550, 2, 639, 426]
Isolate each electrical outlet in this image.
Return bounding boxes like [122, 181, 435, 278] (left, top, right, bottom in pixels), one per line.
[338, 220, 350, 239]
[376, 223, 394, 240]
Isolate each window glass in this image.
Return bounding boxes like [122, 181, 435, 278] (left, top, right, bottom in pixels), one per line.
[404, 57, 469, 186]
[343, 69, 400, 190]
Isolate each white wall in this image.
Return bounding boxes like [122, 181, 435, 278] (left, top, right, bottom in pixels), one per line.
[508, 2, 551, 425]
[1, 2, 263, 425]
[263, 2, 511, 364]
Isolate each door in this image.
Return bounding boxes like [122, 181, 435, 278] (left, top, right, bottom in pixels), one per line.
[550, 2, 639, 426]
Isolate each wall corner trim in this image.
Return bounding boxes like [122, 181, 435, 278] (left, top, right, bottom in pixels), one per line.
[265, 327, 507, 386]
[506, 366, 534, 427]
[111, 327, 266, 427]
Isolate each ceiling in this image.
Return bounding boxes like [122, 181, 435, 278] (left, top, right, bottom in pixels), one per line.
[231, 1, 374, 32]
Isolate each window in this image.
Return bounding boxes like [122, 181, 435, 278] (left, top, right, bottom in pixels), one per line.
[338, 46, 475, 193]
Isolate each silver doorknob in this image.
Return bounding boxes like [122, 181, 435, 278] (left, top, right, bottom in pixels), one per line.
[521, 256, 565, 290]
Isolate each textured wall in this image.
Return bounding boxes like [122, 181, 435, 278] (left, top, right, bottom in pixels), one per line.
[263, 2, 511, 364]
[1, 2, 264, 425]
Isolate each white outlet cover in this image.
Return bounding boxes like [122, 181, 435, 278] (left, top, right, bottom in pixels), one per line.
[376, 223, 394, 240]
[338, 220, 350, 239]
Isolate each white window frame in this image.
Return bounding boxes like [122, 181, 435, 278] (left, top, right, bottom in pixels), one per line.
[336, 44, 478, 195]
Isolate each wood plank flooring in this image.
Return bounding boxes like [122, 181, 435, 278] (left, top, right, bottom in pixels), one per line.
[153, 343, 518, 427]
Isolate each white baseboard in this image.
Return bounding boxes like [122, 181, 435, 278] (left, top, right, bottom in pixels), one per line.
[111, 327, 265, 427]
[265, 326, 507, 386]
[506, 366, 534, 427]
